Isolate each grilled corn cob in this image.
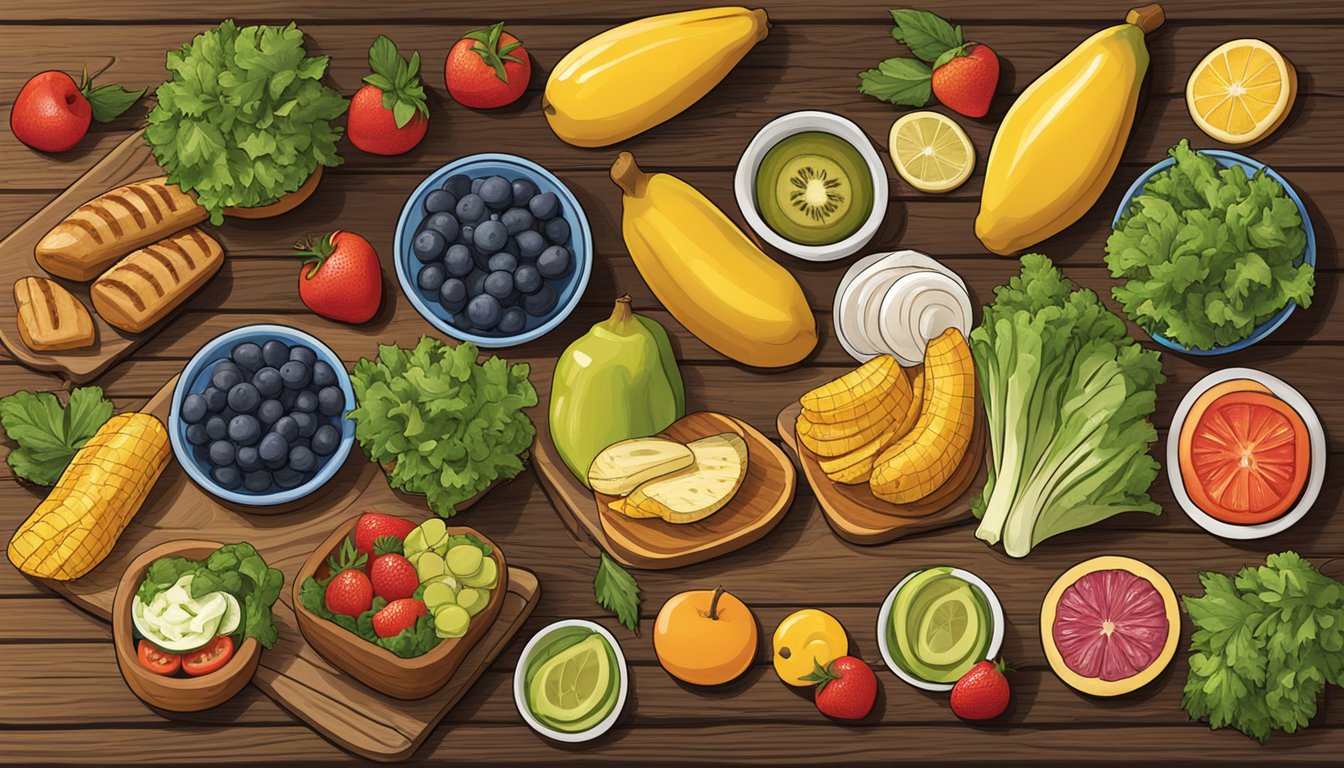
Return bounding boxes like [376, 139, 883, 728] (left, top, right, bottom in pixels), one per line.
[8, 413, 169, 580]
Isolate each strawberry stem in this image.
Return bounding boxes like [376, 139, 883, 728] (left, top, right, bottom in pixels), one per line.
[294, 233, 338, 280]
[800, 659, 842, 694]
[462, 22, 524, 84]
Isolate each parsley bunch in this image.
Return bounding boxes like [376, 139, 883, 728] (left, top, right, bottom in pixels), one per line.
[1183, 552, 1344, 742]
[145, 20, 348, 224]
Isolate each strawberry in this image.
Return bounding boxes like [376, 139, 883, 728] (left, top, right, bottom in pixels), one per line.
[372, 598, 427, 638]
[348, 36, 429, 156]
[804, 656, 878, 720]
[294, 231, 383, 325]
[370, 548, 419, 602]
[445, 22, 530, 109]
[950, 659, 1012, 721]
[354, 512, 417, 556]
[931, 43, 1000, 119]
[11, 65, 143, 153]
[323, 539, 373, 618]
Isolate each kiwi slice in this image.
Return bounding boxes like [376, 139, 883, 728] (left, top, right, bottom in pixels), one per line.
[755, 131, 873, 246]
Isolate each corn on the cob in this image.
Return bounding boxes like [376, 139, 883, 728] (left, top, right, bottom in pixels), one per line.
[8, 413, 170, 580]
[870, 329, 975, 503]
[800, 355, 901, 415]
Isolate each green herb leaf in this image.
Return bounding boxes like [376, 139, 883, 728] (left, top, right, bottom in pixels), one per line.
[593, 554, 641, 633]
[857, 57, 932, 106]
[0, 387, 114, 486]
[364, 34, 428, 128]
[890, 9, 964, 63]
[85, 83, 145, 123]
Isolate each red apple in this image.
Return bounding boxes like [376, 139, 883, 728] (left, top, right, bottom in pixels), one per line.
[12, 71, 92, 153]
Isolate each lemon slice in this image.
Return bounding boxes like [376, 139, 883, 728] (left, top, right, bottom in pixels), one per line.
[888, 111, 975, 194]
[1186, 39, 1296, 146]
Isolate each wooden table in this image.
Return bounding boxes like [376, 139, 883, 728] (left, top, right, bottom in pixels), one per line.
[2, 1, 1340, 764]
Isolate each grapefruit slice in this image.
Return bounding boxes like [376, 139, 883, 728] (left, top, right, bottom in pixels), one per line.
[1040, 556, 1179, 697]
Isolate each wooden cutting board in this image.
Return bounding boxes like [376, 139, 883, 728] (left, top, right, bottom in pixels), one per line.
[38, 376, 540, 761]
[0, 130, 216, 384]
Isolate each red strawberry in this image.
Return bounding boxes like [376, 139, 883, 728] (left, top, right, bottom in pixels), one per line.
[323, 540, 373, 618]
[445, 22, 530, 109]
[804, 656, 878, 720]
[348, 36, 429, 156]
[294, 231, 383, 325]
[354, 512, 417, 556]
[370, 551, 419, 602]
[932, 43, 1000, 119]
[372, 598, 427, 638]
[950, 659, 1012, 721]
[11, 66, 143, 153]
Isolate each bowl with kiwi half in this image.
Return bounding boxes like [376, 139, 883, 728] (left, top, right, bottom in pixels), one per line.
[734, 111, 889, 262]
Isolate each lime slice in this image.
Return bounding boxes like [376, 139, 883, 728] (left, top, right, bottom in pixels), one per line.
[888, 111, 975, 193]
[917, 587, 980, 667]
[533, 635, 612, 725]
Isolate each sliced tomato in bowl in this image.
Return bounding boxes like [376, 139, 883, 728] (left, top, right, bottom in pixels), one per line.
[182, 635, 236, 677]
[137, 640, 181, 676]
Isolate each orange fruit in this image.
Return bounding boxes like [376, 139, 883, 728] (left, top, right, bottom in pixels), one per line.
[1179, 386, 1309, 525]
[653, 587, 756, 686]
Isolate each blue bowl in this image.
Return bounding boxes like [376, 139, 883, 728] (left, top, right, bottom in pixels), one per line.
[169, 324, 356, 507]
[395, 153, 593, 348]
[1113, 149, 1316, 356]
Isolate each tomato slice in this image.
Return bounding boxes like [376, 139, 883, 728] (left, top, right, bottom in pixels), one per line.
[182, 635, 236, 677]
[1179, 389, 1310, 524]
[137, 639, 181, 676]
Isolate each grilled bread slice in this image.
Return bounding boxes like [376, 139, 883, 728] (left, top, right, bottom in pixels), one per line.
[13, 277, 96, 351]
[90, 228, 224, 333]
[36, 177, 207, 281]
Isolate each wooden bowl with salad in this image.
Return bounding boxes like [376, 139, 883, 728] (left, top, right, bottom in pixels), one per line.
[112, 540, 264, 713]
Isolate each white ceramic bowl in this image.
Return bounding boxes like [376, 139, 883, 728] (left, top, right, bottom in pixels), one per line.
[1167, 368, 1325, 540]
[734, 111, 888, 262]
[876, 567, 1004, 692]
[513, 620, 628, 743]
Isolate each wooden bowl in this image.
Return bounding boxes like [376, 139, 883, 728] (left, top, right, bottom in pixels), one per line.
[293, 515, 509, 700]
[223, 166, 323, 219]
[112, 540, 262, 713]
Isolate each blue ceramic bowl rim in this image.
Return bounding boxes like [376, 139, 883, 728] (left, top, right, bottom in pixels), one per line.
[1113, 149, 1317, 356]
[168, 323, 356, 507]
[393, 153, 593, 348]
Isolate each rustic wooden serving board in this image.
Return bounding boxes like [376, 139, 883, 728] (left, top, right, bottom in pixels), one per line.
[38, 376, 540, 761]
[532, 411, 796, 569]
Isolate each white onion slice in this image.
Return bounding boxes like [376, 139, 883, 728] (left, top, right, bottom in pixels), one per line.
[877, 272, 973, 364]
[840, 266, 916, 356]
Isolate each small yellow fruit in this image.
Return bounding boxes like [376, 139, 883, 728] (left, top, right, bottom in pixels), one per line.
[772, 608, 848, 686]
[888, 111, 975, 194]
[1186, 38, 1295, 146]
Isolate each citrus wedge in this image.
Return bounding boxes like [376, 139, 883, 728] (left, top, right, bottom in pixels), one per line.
[888, 111, 975, 193]
[1186, 39, 1296, 146]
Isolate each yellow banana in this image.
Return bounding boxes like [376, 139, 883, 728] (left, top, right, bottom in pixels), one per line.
[611, 152, 816, 368]
[543, 7, 769, 147]
[975, 4, 1165, 255]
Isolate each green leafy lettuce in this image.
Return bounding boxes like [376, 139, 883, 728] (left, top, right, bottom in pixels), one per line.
[145, 20, 348, 224]
[970, 255, 1164, 557]
[348, 337, 537, 517]
[0, 387, 114, 486]
[1183, 552, 1344, 742]
[137, 543, 284, 648]
[1106, 139, 1313, 350]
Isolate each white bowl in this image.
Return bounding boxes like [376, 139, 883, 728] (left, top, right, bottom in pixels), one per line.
[1167, 368, 1325, 540]
[734, 111, 888, 262]
[513, 620, 628, 743]
[876, 567, 1004, 692]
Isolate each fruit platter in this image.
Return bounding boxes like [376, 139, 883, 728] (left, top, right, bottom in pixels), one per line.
[2, 3, 1343, 766]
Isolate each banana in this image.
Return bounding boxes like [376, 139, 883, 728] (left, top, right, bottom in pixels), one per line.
[543, 7, 769, 147]
[611, 152, 816, 368]
[975, 4, 1165, 255]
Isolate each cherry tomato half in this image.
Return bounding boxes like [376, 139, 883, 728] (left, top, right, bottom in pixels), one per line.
[137, 640, 181, 676]
[182, 635, 235, 677]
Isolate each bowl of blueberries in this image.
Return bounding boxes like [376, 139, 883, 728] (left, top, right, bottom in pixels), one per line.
[395, 153, 592, 347]
[168, 324, 356, 507]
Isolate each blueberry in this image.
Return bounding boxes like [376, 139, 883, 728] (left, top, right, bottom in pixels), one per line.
[444, 244, 474, 277]
[231, 342, 262, 371]
[498, 306, 527, 335]
[501, 235, 521, 257]
[515, 229, 545, 259]
[522, 284, 558, 316]
[473, 248, 494, 272]
[211, 465, 243, 490]
[274, 467, 307, 490]
[272, 415, 299, 443]
[479, 176, 513, 210]
[312, 424, 341, 456]
[318, 386, 345, 417]
[439, 278, 467, 310]
[537, 245, 572, 278]
[259, 432, 289, 464]
[294, 390, 318, 413]
[312, 361, 336, 388]
[289, 445, 317, 473]
[201, 386, 226, 413]
[418, 263, 447, 292]
[488, 252, 518, 273]
[452, 312, 474, 333]
[236, 445, 261, 471]
[211, 364, 242, 392]
[529, 191, 560, 220]
[279, 388, 298, 410]
[455, 194, 486, 224]
[513, 264, 542, 294]
[228, 414, 262, 446]
[292, 411, 318, 438]
[444, 174, 472, 199]
[262, 340, 289, 369]
[243, 470, 273, 492]
[470, 177, 485, 194]
[250, 367, 281, 399]
[279, 361, 309, 390]
[473, 220, 508, 253]
[208, 439, 236, 467]
[413, 229, 447, 263]
[511, 178, 539, 206]
[257, 398, 284, 425]
[226, 382, 259, 414]
[288, 346, 316, 368]
[498, 290, 519, 308]
[426, 212, 460, 243]
[465, 269, 488, 297]
[459, 224, 475, 247]
[500, 207, 534, 236]
[205, 416, 228, 441]
[425, 189, 457, 214]
[544, 217, 571, 245]
[484, 270, 515, 300]
[466, 294, 502, 329]
[181, 393, 208, 424]
[186, 423, 209, 446]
